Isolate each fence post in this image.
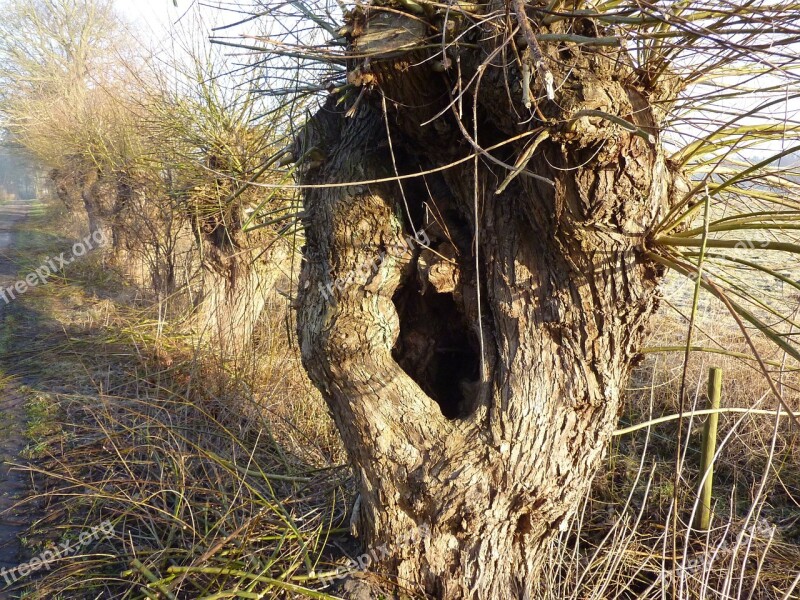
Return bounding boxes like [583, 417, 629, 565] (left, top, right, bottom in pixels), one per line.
[694, 366, 722, 531]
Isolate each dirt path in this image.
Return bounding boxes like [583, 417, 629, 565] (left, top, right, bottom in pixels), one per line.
[0, 197, 33, 587]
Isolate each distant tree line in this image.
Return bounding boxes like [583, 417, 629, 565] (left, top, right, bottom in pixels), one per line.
[0, 145, 44, 200]
[0, 0, 296, 355]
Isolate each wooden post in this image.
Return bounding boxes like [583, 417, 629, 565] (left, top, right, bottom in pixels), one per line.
[694, 367, 722, 531]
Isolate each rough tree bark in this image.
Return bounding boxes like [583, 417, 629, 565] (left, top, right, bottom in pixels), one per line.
[191, 159, 293, 357]
[295, 2, 686, 597]
[198, 223, 291, 357]
[50, 164, 125, 248]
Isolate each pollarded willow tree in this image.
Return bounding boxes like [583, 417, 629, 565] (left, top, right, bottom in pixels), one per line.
[145, 62, 296, 355]
[1, 0, 296, 354]
[237, 0, 800, 596]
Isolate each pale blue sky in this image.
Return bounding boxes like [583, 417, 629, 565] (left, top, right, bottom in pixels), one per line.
[115, 0, 236, 45]
[116, 0, 180, 34]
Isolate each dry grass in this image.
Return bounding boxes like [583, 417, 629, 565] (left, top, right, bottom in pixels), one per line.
[1, 200, 355, 599]
[539, 273, 800, 599]
[2, 199, 799, 599]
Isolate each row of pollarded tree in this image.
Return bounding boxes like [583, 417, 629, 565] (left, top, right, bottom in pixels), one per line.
[0, 0, 294, 356]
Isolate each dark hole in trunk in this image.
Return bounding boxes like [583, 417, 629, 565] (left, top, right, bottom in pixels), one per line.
[391, 285, 481, 419]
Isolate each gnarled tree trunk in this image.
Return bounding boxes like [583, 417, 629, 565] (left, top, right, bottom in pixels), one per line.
[191, 173, 294, 357]
[295, 3, 686, 597]
[51, 164, 124, 249]
[198, 233, 292, 357]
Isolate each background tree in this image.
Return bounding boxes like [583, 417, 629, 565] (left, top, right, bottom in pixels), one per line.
[0, 0, 135, 238]
[139, 17, 298, 355]
[0, 0, 296, 354]
[0, 145, 42, 200]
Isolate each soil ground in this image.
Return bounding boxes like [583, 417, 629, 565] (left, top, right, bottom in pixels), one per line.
[0, 197, 32, 596]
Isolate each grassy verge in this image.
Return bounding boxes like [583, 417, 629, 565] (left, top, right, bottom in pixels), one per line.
[1, 201, 354, 599]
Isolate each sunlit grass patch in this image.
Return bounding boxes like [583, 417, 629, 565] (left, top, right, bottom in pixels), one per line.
[0, 200, 351, 599]
[560, 297, 800, 599]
